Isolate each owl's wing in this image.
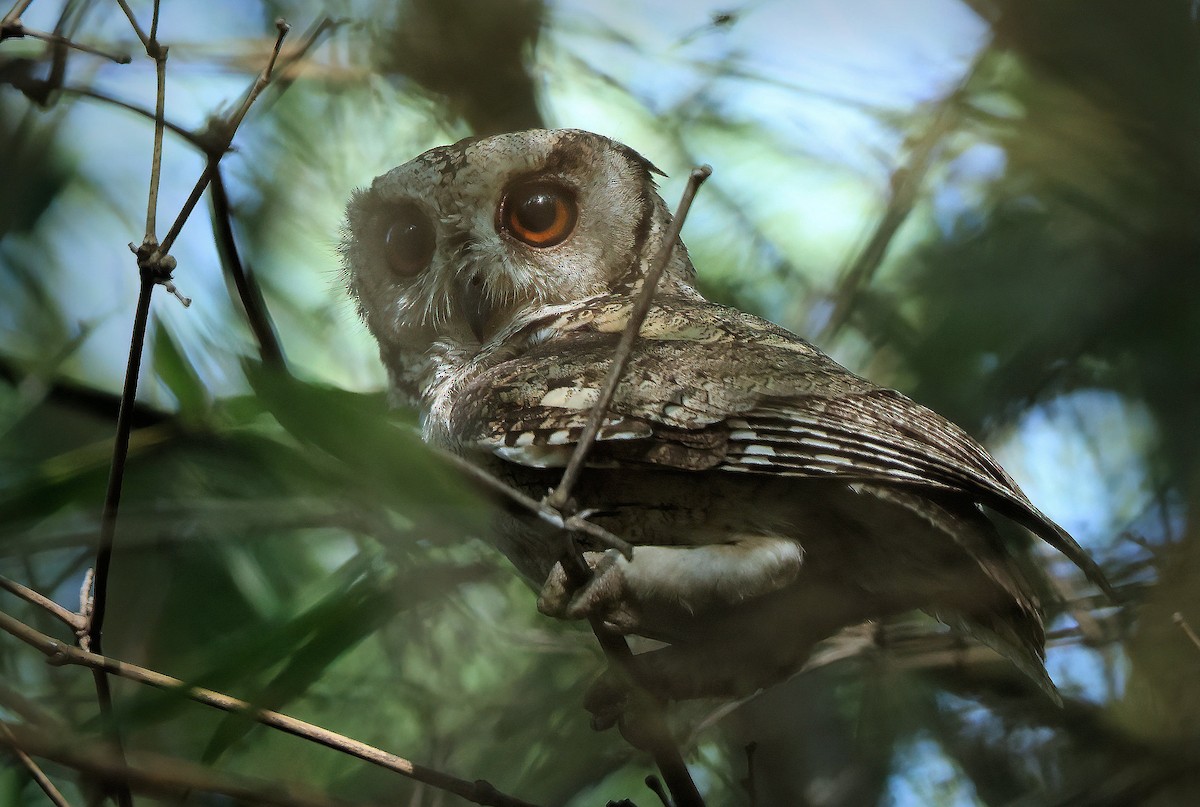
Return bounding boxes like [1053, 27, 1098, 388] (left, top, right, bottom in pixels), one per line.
[452, 298, 1109, 593]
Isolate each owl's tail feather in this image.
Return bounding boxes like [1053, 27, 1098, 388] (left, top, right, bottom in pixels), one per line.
[932, 608, 1062, 706]
[987, 495, 1117, 602]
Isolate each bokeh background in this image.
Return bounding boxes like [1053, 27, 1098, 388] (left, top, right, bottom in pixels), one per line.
[2, 0, 1198, 804]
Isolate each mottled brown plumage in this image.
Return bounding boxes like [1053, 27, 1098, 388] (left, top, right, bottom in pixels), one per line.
[341, 129, 1109, 706]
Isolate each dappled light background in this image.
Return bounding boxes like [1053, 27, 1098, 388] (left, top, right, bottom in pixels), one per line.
[2, 0, 1198, 805]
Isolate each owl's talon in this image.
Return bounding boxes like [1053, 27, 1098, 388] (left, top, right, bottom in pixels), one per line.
[537, 550, 637, 629]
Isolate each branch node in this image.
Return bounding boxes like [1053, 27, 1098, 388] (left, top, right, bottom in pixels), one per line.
[162, 281, 192, 307]
[45, 644, 71, 667]
[132, 239, 189, 305]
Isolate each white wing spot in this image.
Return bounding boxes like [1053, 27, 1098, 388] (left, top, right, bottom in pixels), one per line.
[494, 444, 569, 468]
[744, 445, 776, 456]
[539, 387, 601, 410]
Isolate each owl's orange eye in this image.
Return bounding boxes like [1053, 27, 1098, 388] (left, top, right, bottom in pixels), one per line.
[499, 181, 577, 247]
[384, 206, 436, 277]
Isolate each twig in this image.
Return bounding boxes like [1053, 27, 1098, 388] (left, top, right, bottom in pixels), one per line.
[1, 723, 72, 807]
[433, 445, 633, 558]
[82, 17, 307, 807]
[85, 275, 152, 807]
[156, 19, 291, 258]
[0, 25, 130, 61]
[143, 29, 167, 241]
[209, 169, 286, 368]
[0, 721, 370, 807]
[1173, 612, 1200, 653]
[0, 574, 85, 632]
[0, 0, 130, 63]
[546, 165, 712, 511]
[0, 681, 65, 728]
[815, 41, 991, 343]
[112, 0, 148, 50]
[0, 609, 541, 807]
[545, 166, 713, 807]
[587, 617, 705, 807]
[0, 0, 34, 29]
[50, 84, 203, 147]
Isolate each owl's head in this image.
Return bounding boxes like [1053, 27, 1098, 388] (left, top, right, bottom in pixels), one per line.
[341, 128, 698, 404]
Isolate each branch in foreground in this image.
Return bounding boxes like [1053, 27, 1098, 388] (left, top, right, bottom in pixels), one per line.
[210, 169, 286, 368]
[546, 165, 713, 511]
[431, 443, 632, 558]
[1, 723, 71, 807]
[0, 574, 85, 632]
[0, 609, 540, 807]
[543, 166, 713, 807]
[0, 721, 372, 807]
[0, 17, 130, 64]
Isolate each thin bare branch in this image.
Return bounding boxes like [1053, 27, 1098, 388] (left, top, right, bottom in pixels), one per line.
[144, 39, 168, 241]
[84, 275, 154, 807]
[546, 165, 713, 512]
[0, 682, 64, 729]
[540, 167, 714, 807]
[1, 723, 72, 807]
[0, 721, 372, 807]
[209, 169, 286, 368]
[148, 0, 160, 44]
[53, 83, 204, 147]
[0, 19, 130, 63]
[0, 0, 35, 28]
[0, 575, 85, 632]
[0, 609, 541, 807]
[433, 444, 633, 558]
[157, 19, 294, 256]
[112, 0, 148, 50]
[1173, 611, 1200, 653]
[0, 0, 130, 62]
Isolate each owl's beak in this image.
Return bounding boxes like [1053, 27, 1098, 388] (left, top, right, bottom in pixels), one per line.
[459, 273, 491, 343]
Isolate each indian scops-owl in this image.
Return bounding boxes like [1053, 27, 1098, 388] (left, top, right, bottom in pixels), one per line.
[341, 128, 1108, 705]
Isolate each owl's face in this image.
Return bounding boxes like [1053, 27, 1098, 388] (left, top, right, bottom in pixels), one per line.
[342, 129, 698, 405]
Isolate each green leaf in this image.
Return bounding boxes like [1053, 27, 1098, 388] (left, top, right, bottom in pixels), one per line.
[152, 321, 209, 418]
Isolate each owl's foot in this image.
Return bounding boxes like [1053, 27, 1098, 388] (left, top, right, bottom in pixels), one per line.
[537, 549, 642, 632]
[537, 536, 805, 634]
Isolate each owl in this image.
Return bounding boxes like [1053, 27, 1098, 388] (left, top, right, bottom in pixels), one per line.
[341, 128, 1109, 709]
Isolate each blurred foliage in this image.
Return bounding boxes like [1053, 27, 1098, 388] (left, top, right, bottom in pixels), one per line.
[2, 0, 1200, 805]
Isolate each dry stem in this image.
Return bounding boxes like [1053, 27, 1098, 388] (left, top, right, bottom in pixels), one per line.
[0, 609, 540, 807]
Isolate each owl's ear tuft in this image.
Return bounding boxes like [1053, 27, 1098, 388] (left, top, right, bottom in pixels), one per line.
[616, 142, 667, 179]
